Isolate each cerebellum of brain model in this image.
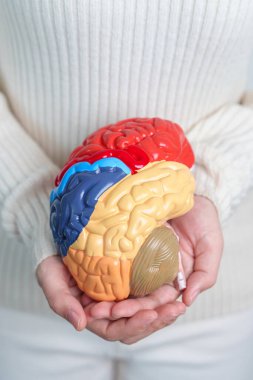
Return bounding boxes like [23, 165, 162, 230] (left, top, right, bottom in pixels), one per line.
[50, 117, 195, 301]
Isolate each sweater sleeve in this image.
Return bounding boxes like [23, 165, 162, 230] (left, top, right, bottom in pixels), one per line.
[186, 100, 253, 224]
[0, 92, 60, 268]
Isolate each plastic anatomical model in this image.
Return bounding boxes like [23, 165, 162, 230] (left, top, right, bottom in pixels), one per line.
[50, 117, 195, 301]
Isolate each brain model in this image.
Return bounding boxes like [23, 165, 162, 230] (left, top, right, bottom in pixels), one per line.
[50, 117, 195, 301]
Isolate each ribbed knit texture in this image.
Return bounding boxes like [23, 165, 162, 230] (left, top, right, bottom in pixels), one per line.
[0, 0, 253, 319]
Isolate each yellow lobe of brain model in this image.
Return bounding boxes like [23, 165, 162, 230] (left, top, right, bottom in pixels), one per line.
[63, 161, 195, 301]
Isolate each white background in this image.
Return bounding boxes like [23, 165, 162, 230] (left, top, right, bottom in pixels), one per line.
[248, 52, 253, 89]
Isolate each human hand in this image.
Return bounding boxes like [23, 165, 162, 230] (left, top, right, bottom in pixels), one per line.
[37, 195, 221, 343]
[83, 194, 223, 343]
[37, 256, 185, 344]
[36, 255, 87, 331]
[82, 285, 185, 344]
[171, 195, 224, 306]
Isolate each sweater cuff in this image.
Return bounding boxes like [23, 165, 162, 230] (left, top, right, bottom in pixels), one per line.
[0, 92, 60, 268]
[1, 165, 60, 269]
[186, 102, 253, 225]
[190, 139, 252, 225]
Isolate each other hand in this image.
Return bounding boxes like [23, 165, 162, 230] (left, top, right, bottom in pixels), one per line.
[171, 195, 224, 306]
[37, 256, 185, 344]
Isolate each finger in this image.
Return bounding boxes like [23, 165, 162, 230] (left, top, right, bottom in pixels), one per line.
[69, 285, 84, 298]
[89, 301, 117, 319]
[80, 293, 95, 307]
[183, 232, 223, 306]
[37, 256, 87, 331]
[89, 284, 179, 320]
[86, 309, 157, 342]
[111, 284, 179, 319]
[122, 301, 186, 345]
[107, 310, 158, 341]
[151, 300, 186, 329]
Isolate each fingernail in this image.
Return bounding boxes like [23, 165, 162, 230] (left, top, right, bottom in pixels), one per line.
[190, 289, 199, 305]
[67, 310, 81, 330]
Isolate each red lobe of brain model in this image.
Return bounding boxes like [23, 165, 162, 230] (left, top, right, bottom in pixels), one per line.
[55, 117, 195, 186]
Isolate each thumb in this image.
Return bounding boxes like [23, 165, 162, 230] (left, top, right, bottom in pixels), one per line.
[37, 256, 87, 331]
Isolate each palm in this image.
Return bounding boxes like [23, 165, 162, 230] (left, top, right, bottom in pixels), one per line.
[82, 282, 184, 344]
[84, 195, 223, 332]
[37, 255, 185, 344]
[37, 195, 223, 343]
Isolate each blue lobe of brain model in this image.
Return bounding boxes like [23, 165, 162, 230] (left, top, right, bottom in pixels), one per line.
[50, 165, 127, 257]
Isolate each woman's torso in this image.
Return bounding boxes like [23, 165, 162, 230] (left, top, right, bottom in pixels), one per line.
[0, 0, 252, 167]
[0, 0, 253, 317]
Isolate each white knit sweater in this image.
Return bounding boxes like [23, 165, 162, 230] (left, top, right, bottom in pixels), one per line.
[0, 0, 253, 318]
